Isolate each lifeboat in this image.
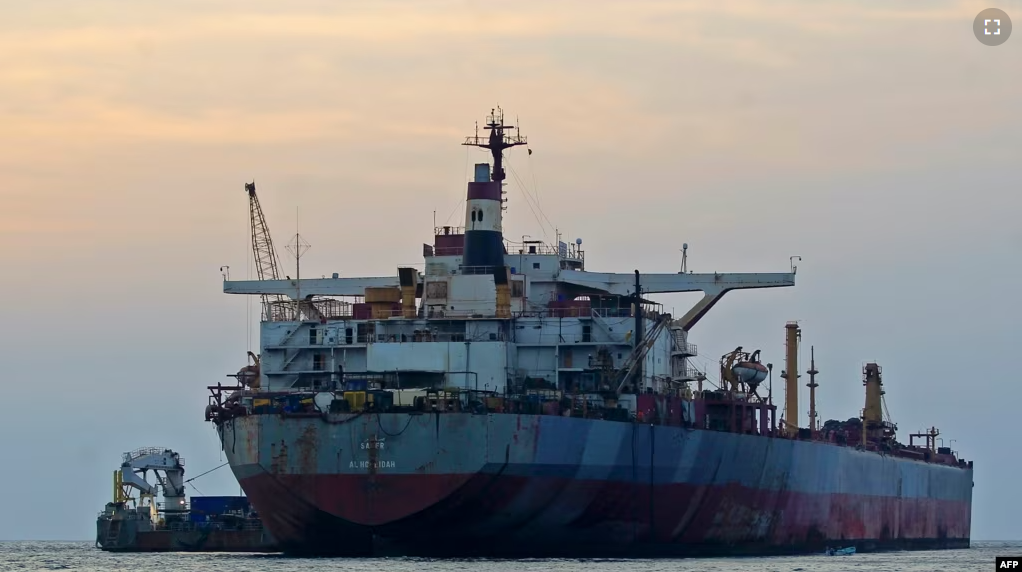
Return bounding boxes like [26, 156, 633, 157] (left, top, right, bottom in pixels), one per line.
[731, 361, 768, 387]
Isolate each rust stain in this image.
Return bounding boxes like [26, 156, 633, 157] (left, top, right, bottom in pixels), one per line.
[250, 418, 260, 459]
[269, 439, 289, 474]
[415, 460, 436, 474]
[706, 491, 776, 543]
[367, 434, 380, 476]
[295, 423, 319, 475]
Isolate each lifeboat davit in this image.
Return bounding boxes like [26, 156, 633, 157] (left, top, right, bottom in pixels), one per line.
[731, 361, 768, 387]
[237, 364, 260, 388]
[237, 351, 261, 388]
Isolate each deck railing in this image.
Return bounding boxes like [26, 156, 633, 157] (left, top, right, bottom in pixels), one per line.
[260, 304, 667, 325]
[122, 447, 183, 466]
[204, 383, 972, 470]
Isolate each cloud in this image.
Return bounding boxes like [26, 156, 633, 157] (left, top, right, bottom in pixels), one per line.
[0, 99, 360, 145]
[0, 0, 1015, 251]
[0, 218, 100, 235]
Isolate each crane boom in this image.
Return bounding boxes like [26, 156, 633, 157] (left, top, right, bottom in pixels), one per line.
[245, 182, 294, 321]
[113, 447, 187, 521]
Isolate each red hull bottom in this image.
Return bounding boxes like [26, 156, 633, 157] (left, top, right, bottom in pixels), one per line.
[239, 471, 971, 557]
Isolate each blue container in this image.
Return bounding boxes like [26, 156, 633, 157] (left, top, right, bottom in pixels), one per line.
[347, 379, 368, 391]
[191, 496, 250, 516]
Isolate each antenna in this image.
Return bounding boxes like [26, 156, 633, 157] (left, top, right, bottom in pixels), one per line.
[680, 243, 689, 274]
[285, 208, 311, 317]
[461, 106, 527, 184]
[286, 232, 310, 279]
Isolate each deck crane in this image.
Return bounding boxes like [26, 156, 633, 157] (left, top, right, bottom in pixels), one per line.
[246, 182, 292, 321]
[113, 447, 187, 523]
[245, 182, 322, 322]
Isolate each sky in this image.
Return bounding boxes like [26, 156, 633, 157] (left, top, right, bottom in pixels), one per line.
[0, 0, 1019, 542]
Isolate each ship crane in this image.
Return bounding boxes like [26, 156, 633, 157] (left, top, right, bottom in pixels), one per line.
[113, 447, 187, 520]
[614, 315, 671, 395]
[245, 182, 323, 322]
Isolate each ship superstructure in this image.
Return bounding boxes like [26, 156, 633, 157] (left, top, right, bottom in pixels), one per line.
[221, 108, 794, 401]
[204, 108, 973, 557]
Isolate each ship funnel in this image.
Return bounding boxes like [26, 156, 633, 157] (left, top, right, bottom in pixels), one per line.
[461, 166, 504, 269]
[460, 107, 527, 274]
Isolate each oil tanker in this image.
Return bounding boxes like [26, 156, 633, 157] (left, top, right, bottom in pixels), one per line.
[205, 108, 974, 557]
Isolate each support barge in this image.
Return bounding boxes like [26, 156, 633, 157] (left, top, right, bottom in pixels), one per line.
[96, 447, 278, 552]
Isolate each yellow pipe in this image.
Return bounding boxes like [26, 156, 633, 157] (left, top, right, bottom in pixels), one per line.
[495, 267, 511, 319]
[401, 285, 417, 318]
[113, 470, 125, 503]
[397, 267, 419, 318]
[783, 322, 800, 434]
[862, 363, 883, 442]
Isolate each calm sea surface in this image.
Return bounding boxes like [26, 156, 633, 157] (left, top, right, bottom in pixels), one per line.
[0, 541, 1015, 571]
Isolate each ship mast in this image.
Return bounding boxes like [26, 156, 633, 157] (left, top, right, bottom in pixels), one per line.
[462, 106, 527, 184]
[806, 346, 819, 434]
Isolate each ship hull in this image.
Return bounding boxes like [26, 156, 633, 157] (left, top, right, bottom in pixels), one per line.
[96, 520, 278, 553]
[220, 412, 972, 557]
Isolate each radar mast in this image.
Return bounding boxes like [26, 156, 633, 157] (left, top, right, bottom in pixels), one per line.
[462, 106, 527, 184]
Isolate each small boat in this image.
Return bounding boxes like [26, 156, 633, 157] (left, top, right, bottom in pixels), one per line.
[825, 546, 856, 556]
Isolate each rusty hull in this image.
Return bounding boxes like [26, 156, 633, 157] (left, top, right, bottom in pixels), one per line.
[218, 412, 973, 557]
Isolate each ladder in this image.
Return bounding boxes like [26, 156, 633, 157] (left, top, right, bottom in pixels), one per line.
[614, 316, 670, 394]
[571, 394, 588, 417]
[103, 519, 122, 548]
